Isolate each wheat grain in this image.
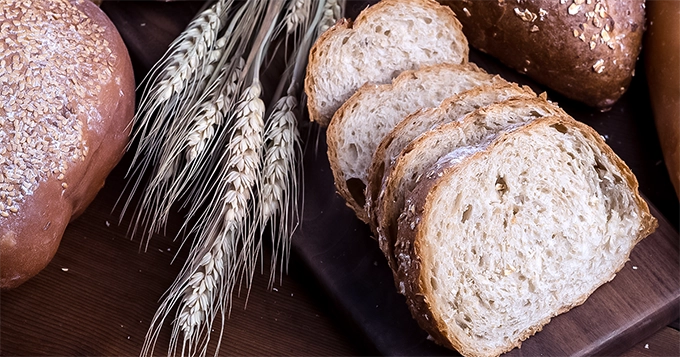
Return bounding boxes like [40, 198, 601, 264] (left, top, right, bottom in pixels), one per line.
[285, 0, 311, 34]
[317, 0, 342, 34]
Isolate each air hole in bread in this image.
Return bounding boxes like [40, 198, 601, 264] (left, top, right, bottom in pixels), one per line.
[347, 178, 366, 208]
[375, 25, 382, 33]
[495, 176, 508, 196]
[461, 204, 472, 223]
[423, 17, 432, 24]
[384, 30, 391, 36]
[550, 123, 569, 133]
[341, 37, 349, 45]
[529, 110, 543, 118]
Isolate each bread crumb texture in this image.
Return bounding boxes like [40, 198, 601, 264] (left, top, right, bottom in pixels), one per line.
[416, 120, 644, 355]
[0, 0, 114, 218]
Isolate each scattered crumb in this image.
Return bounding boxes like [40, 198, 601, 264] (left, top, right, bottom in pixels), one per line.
[373, 261, 378, 266]
[127, 336, 130, 340]
[61, 267, 69, 272]
[290, 293, 294, 297]
[644, 343, 649, 349]
[272, 287, 278, 292]
[633, 266, 638, 270]
[105, 221, 110, 227]
[140, 23, 146, 27]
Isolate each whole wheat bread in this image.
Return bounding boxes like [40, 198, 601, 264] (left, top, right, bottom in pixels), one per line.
[375, 97, 566, 271]
[327, 63, 499, 222]
[305, 0, 469, 126]
[394, 116, 657, 357]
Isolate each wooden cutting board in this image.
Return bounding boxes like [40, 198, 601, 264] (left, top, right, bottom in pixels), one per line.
[291, 1, 680, 356]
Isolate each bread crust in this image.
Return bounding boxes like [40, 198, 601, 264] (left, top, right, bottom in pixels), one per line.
[305, 0, 468, 126]
[394, 116, 657, 357]
[441, 0, 645, 109]
[0, 0, 135, 288]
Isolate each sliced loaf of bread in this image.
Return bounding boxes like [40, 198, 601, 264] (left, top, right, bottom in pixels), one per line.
[394, 115, 657, 357]
[365, 83, 537, 231]
[375, 97, 566, 271]
[305, 0, 469, 126]
[327, 63, 501, 223]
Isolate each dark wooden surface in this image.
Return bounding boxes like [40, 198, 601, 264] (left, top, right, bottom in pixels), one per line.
[1, 1, 678, 356]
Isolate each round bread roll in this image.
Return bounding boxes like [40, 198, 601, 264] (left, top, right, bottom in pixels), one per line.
[0, 0, 135, 288]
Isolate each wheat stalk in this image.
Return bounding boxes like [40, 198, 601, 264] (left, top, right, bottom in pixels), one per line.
[129, 0, 345, 355]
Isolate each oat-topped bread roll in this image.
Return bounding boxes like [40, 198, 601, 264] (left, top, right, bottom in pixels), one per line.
[0, 0, 135, 288]
[395, 116, 657, 357]
[441, 0, 645, 109]
[305, 0, 469, 126]
[327, 63, 497, 223]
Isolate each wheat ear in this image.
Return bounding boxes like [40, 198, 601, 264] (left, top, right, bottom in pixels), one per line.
[185, 57, 244, 163]
[258, 94, 301, 286]
[119, 1, 230, 233]
[176, 80, 264, 353]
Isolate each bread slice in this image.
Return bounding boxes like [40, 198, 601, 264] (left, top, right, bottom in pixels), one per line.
[327, 63, 500, 223]
[305, 0, 469, 126]
[375, 97, 566, 271]
[394, 116, 657, 357]
[365, 83, 537, 231]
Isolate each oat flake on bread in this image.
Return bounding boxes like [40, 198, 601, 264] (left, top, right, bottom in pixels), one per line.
[0, 0, 135, 288]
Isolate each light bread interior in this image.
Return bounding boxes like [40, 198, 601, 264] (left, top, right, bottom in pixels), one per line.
[405, 118, 651, 356]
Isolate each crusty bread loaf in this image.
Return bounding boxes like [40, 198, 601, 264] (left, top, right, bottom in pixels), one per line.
[0, 0, 135, 288]
[327, 63, 499, 223]
[305, 0, 469, 126]
[394, 115, 657, 357]
[365, 82, 536, 231]
[375, 98, 566, 271]
[645, 0, 680, 199]
[440, 0, 645, 109]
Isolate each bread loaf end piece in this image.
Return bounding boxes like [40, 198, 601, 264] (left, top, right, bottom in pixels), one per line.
[305, 0, 469, 126]
[442, 0, 645, 109]
[0, 0, 135, 288]
[395, 116, 657, 357]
